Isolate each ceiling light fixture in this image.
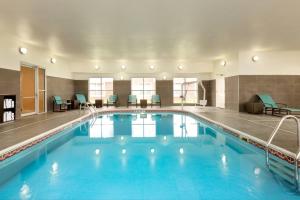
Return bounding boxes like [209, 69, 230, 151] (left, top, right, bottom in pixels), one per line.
[95, 65, 100, 70]
[149, 65, 154, 70]
[50, 58, 56, 64]
[19, 47, 28, 55]
[252, 55, 259, 62]
[120, 76, 124, 80]
[163, 75, 167, 80]
[121, 65, 126, 70]
[178, 65, 183, 70]
[220, 60, 227, 66]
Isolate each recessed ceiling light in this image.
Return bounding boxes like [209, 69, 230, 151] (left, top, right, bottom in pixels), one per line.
[220, 60, 227, 66]
[121, 65, 126, 70]
[19, 47, 27, 55]
[163, 75, 167, 80]
[178, 65, 183, 70]
[252, 56, 259, 62]
[50, 58, 56, 64]
[120, 76, 124, 80]
[95, 65, 100, 70]
[149, 65, 154, 70]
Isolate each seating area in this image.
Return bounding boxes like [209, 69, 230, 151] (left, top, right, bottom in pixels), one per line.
[52, 94, 162, 111]
[257, 94, 300, 116]
[2, 1, 300, 198]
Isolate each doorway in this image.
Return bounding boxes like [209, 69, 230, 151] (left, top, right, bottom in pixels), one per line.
[20, 64, 46, 116]
[216, 76, 225, 108]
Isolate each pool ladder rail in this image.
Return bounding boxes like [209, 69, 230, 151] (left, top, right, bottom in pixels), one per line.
[266, 115, 300, 190]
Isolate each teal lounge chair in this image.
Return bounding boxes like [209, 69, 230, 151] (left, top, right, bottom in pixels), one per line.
[257, 94, 300, 115]
[151, 95, 161, 107]
[107, 94, 118, 107]
[127, 95, 137, 107]
[75, 94, 92, 110]
[53, 96, 71, 112]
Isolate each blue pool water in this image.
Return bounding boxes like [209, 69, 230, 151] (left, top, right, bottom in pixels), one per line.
[0, 112, 299, 200]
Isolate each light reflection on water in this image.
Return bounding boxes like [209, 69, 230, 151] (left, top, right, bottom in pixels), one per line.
[88, 113, 201, 138]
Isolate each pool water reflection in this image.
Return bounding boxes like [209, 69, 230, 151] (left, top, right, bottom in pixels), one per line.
[89, 113, 200, 138]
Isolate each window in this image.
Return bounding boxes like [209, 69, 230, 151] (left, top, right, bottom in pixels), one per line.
[88, 78, 113, 103]
[131, 78, 156, 102]
[173, 78, 198, 104]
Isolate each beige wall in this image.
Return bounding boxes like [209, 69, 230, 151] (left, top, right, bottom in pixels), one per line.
[239, 75, 300, 112]
[74, 80, 89, 100]
[156, 80, 173, 106]
[113, 80, 131, 106]
[47, 76, 75, 111]
[225, 76, 239, 111]
[0, 68, 20, 119]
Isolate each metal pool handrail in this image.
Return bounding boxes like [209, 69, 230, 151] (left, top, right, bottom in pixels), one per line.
[266, 115, 300, 189]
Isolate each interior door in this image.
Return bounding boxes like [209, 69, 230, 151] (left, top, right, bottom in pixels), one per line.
[216, 77, 225, 108]
[38, 68, 46, 113]
[20, 66, 36, 115]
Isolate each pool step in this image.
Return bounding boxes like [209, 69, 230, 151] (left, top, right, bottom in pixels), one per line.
[268, 155, 296, 185]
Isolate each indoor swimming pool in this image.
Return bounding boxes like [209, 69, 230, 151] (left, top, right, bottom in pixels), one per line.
[0, 112, 299, 200]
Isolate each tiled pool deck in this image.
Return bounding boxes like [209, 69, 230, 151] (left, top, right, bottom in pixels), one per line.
[0, 106, 298, 159]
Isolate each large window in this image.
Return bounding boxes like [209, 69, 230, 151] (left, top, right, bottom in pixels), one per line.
[88, 78, 113, 103]
[173, 78, 198, 104]
[131, 78, 156, 101]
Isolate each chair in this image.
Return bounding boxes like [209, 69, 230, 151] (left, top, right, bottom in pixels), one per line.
[257, 93, 300, 115]
[75, 94, 92, 110]
[151, 95, 161, 107]
[127, 95, 137, 107]
[107, 94, 118, 107]
[53, 96, 71, 112]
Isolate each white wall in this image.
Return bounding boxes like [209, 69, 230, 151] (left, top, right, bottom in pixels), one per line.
[215, 76, 225, 108]
[0, 36, 73, 79]
[73, 72, 213, 81]
[212, 53, 239, 78]
[239, 51, 300, 75]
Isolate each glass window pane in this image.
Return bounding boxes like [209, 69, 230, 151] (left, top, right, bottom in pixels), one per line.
[89, 91, 101, 103]
[173, 91, 182, 104]
[102, 78, 113, 91]
[173, 78, 184, 91]
[102, 90, 113, 101]
[132, 78, 144, 90]
[89, 78, 101, 84]
[132, 90, 144, 101]
[185, 90, 198, 103]
[144, 90, 155, 102]
[144, 78, 155, 90]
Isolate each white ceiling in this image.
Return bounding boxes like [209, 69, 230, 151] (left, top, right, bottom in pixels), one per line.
[0, 0, 300, 70]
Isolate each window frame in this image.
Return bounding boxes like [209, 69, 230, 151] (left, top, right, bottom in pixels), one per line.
[131, 78, 156, 102]
[88, 77, 113, 103]
[173, 78, 198, 104]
